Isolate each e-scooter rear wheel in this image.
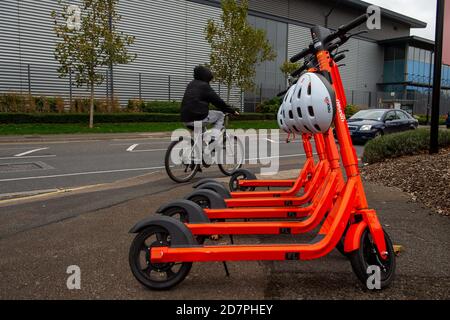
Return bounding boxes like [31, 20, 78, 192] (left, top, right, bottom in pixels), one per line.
[349, 228, 396, 289]
[129, 226, 192, 290]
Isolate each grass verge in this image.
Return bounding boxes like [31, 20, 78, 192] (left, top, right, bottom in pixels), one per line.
[0, 120, 279, 135]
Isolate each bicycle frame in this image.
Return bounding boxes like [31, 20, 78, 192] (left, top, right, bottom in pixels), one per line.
[150, 52, 388, 263]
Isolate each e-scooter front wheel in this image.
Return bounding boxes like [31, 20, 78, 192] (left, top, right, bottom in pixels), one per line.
[349, 228, 396, 289]
[129, 226, 192, 290]
[229, 170, 257, 192]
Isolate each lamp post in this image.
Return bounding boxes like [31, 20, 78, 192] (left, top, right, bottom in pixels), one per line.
[430, 0, 445, 154]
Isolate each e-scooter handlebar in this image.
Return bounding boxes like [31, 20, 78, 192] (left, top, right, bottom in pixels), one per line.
[290, 45, 314, 63]
[326, 13, 370, 43]
[289, 13, 371, 63]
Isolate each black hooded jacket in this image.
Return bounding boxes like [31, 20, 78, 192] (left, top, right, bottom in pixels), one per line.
[180, 66, 235, 122]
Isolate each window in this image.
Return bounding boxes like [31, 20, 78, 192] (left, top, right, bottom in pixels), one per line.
[385, 111, 398, 121]
[396, 111, 409, 120]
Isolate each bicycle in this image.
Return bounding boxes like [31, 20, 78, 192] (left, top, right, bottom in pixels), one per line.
[164, 114, 244, 183]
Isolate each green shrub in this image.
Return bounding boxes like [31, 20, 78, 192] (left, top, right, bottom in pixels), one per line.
[345, 104, 359, 119]
[0, 113, 179, 124]
[414, 114, 446, 126]
[0, 93, 30, 112]
[362, 128, 450, 164]
[256, 96, 282, 114]
[141, 100, 181, 113]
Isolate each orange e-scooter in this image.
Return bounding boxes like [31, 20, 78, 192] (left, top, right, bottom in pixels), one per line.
[182, 132, 332, 210]
[157, 130, 343, 221]
[194, 132, 315, 193]
[192, 132, 323, 199]
[129, 13, 396, 290]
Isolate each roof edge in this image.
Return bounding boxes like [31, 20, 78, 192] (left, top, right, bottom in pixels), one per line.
[343, 0, 428, 28]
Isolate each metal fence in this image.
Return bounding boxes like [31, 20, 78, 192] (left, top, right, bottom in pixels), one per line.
[1, 62, 449, 115]
[0, 62, 244, 110]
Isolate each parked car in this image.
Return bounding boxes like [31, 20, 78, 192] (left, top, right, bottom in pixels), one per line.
[344, 109, 419, 144]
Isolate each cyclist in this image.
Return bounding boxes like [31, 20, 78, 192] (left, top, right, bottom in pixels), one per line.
[181, 65, 239, 140]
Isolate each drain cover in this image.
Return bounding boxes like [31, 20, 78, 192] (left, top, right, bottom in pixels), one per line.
[0, 161, 53, 173]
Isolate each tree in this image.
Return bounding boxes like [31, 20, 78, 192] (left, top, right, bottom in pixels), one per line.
[280, 60, 300, 86]
[52, 0, 135, 128]
[205, 0, 276, 104]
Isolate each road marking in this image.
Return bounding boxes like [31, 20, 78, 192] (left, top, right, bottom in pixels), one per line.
[14, 147, 49, 157]
[126, 144, 139, 152]
[0, 155, 56, 161]
[0, 166, 166, 182]
[129, 148, 167, 153]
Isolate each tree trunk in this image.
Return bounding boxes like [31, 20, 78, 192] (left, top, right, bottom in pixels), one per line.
[226, 85, 231, 105]
[89, 84, 94, 129]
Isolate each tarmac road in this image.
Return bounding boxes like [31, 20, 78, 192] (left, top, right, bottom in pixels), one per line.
[0, 132, 365, 197]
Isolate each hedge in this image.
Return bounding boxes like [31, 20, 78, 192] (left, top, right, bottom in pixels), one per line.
[362, 128, 450, 164]
[0, 112, 275, 124]
[414, 114, 447, 126]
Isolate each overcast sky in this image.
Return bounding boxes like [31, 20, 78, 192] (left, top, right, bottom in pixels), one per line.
[367, 0, 437, 40]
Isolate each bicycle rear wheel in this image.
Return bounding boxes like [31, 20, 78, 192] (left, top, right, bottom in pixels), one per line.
[165, 138, 199, 183]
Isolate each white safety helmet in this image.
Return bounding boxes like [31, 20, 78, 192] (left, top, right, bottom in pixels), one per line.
[278, 85, 303, 134]
[289, 72, 336, 134]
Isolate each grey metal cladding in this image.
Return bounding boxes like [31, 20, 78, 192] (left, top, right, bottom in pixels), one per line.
[248, 0, 290, 18]
[1, 0, 241, 106]
[287, 24, 311, 59]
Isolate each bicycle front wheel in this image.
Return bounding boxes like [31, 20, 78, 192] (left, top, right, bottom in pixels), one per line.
[165, 138, 199, 183]
[217, 134, 244, 176]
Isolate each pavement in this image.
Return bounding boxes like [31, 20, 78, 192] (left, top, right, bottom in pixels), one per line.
[0, 167, 449, 300]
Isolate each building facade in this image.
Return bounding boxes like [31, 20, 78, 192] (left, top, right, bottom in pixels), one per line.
[1, 0, 449, 114]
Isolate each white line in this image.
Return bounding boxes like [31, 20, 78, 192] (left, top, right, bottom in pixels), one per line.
[0, 166, 165, 182]
[0, 155, 56, 161]
[14, 147, 49, 157]
[126, 144, 139, 152]
[129, 148, 167, 153]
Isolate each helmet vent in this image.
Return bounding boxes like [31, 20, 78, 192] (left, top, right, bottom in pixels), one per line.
[293, 125, 299, 132]
[304, 125, 312, 133]
[308, 106, 315, 117]
[307, 83, 312, 95]
[289, 110, 294, 119]
[297, 88, 302, 99]
[314, 124, 321, 131]
[297, 107, 302, 118]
